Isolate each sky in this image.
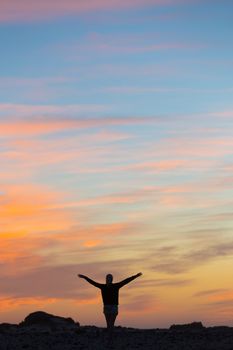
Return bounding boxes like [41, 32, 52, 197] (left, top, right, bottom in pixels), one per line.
[0, 0, 233, 328]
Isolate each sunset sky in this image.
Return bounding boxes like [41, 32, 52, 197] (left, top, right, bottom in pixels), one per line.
[0, 0, 233, 328]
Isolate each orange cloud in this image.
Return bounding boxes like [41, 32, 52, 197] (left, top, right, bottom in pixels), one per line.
[0, 183, 144, 276]
[0, 296, 58, 311]
[52, 221, 141, 247]
[83, 240, 103, 248]
[0, 184, 75, 269]
[1, 184, 71, 221]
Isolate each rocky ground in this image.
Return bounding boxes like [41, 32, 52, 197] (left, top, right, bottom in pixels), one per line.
[1, 312, 233, 349]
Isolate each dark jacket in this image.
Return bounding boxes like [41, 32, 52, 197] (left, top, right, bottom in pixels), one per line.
[84, 275, 138, 305]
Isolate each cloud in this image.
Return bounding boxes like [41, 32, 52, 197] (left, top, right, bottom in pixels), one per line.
[0, 0, 194, 23]
[194, 289, 229, 298]
[0, 103, 108, 118]
[0, 77, 71, 88]
[149, 135, 233, 159]
[0, 184, 74, 231]
[0, 296, 60, 312]
[100, 42, 201, 54]
[0, 108, 158, 137]
[79, 62, 176, 78]
[127, 278, 193, 289]
[50, 188, 160, 209]
[150, 241, 233, 275]
[55, 221, 142, 245]
[124, 160, 188, 172]
[0, 182, 145, 275]
[0, 128, 134, 178]
[105, 86, 232, 94]
[0, 264, 90, 299]
[208, 110, 233, 118]
[121, 294, 159, 314]
[0, 183, 77, 274]
[60, 32, 204, 63]
[0, 77, 75, 102]
[0, 257, 144, 299]
[0, 258, 146, 321]
[196, 290, 233, 320]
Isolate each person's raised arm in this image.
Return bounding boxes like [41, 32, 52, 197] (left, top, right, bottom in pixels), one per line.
[117, 272, 142, 288]
[78, 274, 102, 288]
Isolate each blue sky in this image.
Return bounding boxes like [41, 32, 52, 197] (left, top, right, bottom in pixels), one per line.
[0, 0, 232, 113]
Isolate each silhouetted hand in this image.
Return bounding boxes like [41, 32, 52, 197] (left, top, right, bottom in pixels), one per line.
[136, 272, 142, 277]
[78, 274, 86, 279]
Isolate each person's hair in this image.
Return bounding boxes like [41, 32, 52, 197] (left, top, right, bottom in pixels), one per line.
[106, 274, 113, 284]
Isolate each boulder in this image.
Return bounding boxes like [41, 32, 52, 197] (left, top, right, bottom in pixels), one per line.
[19, 311, 79, 331]
[169, 322, 204, 331]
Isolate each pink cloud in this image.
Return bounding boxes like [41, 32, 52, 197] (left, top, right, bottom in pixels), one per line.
[125, 160, 187, 172]
[0, 77, 79, 102]
[84, 41, 201, 55]
[0, 0, 192, 23]
[146, 135, 233, 159]
[0, 114, 157, 139]
[50, 189, 154, 209]
[74, 62, 176, 78]
[0, 77, 73, 102]
[75, 158, 216, 176]
[0, 103, 108, 117]
[208, 110, 233, 118]
[0, 125, 138, 186]
[61, 32, 204, 61]
[105, 86, 229, 94]
[0, 77, 71, 88]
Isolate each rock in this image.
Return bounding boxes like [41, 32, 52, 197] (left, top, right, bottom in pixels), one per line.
[0, 322, 233, 349]
[169, 321, 205, 331]
[19, 311, 79, 331]
[0, 323, 18, 333]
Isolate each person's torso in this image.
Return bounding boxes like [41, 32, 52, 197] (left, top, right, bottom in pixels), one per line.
[100, 284, 120, 305]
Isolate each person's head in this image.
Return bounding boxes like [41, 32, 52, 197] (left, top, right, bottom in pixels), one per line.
[106, 274, 113, 285]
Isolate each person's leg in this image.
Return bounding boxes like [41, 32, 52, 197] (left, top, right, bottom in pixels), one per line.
[109, 313, 117, 330]
[104, 313, 117, 329]
[105, 313, 117, 345]
[104, 313, 111, 330]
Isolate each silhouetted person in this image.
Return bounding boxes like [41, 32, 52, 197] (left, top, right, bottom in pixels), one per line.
[78, 272, 142, 344]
